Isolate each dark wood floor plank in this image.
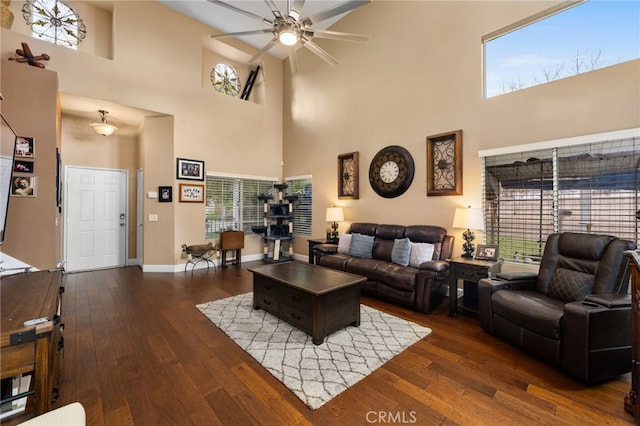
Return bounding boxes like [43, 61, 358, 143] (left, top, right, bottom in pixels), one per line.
[44, 264, 634, 425]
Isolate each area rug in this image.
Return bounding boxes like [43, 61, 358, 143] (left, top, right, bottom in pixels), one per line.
[196, 293, 431, 409]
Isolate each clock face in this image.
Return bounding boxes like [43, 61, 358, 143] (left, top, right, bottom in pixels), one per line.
[369, 146, 414, 198]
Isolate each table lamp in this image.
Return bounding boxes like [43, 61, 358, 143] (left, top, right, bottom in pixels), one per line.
[452, 206, 484, 258]
[326, 207, 344, 241]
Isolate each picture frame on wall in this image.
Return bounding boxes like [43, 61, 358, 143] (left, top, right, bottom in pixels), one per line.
[13, 160, 34, 174]
[426, 130, 463, 196]
[475, 244, 500, 261]
[15, 137, 34, 158]
[179, 183, 204, 203]
[338, 151, 359, 199]
[176, 158, 204, 181]
[159, 186, 172, 202]
[11, 176, 36, 197]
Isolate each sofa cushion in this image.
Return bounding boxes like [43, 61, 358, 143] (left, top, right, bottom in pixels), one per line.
[391, 238, 411, 266]
[546, 267, 595, 302]
[492, 290, 565, 339]
[344, 257, 385, 280]
[337, 234, 352, 254]
[349, 233, 374, 258]
[409, 242, 434, 267]
[376, 262, 417, 292]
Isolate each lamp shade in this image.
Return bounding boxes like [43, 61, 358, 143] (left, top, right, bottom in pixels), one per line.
[452, 207, 484, 230]
[326, 207, 344, 222]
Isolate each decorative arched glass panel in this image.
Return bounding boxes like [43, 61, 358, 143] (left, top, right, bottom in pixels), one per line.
[211, 63, 241, 97]
[22, 0, 86, 48]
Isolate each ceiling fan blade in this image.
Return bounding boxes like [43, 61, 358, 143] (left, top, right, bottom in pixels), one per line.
[249, 38, 279, 65]
[288, 0, 305, 20]
[303, 0, 370, 26]
[264, 0, 284, 19]
[206, 0, 273, 25]
[209, 29, 273, 39]
[307, 29, 369, 43]
[301, 39, 339, 67]
[288, 47, 299, 73]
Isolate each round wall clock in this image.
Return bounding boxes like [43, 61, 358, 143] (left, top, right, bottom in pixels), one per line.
[368, 145, 415, 198]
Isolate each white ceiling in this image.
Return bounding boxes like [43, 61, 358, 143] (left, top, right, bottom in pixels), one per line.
[61, 1, 356, 130]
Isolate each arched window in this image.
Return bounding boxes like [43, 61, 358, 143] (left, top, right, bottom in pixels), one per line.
[22, 0, 86, 48]
[211, 63, 241, 97]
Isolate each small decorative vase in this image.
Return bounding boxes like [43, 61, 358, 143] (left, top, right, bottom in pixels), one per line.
[1, 0, 14, 30]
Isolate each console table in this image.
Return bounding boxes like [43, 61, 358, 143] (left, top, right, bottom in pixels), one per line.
[1, 270, 64, 422]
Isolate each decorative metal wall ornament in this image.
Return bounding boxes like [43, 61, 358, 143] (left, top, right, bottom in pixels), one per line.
[338, 151, 359, 199]
[22, 0, 86, 47]
[426, 130, 463, 196]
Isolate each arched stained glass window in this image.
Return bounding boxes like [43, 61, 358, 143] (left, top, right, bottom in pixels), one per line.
[22, 0, 86, 48]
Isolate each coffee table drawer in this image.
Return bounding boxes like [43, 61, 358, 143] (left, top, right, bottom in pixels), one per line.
[281, 286, 313, 309]
[280, 304, 312, 333]
[254, 292, 280, 314]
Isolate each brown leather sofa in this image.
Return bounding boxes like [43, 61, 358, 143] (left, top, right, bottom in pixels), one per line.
[478, 232, 636, 383]
[313, 223, 454, 313]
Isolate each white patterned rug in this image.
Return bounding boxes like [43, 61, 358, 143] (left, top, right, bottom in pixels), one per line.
[196, 293, 431, 410]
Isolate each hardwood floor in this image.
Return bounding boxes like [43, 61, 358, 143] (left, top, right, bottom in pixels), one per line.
[49, 262, 633, 425]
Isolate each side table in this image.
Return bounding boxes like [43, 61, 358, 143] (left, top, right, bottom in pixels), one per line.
[449, 257, 501, 317]
[220, 231, 244, 268]
[307, 238, 338, 264]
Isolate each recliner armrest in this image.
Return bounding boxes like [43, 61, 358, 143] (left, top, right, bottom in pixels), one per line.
[313, 243, 338, 255]
[477, 276, 538, 334]
[583, 294, 631, 309]
[418, 260, 448, 273]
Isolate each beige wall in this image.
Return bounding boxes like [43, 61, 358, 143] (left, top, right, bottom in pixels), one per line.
[2, 1, 638, 267]
[283, 1, 640, 258]
[1, 61, 61, 269]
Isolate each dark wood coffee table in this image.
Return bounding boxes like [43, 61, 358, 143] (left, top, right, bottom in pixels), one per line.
[249, 261, 365, 345]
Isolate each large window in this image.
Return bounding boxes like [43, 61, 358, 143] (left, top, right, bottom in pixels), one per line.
[481, 130, 639, 264]
[205, 174, 313, 240]
[484, 1, 640, 98]
[205, 174, 276, 239]
[285, 175, 312, 237]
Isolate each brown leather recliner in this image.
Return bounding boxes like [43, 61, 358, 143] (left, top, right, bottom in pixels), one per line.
[478, 232, 636, 383]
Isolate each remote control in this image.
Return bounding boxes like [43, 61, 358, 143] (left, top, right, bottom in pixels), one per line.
[23, 317, 49, 327]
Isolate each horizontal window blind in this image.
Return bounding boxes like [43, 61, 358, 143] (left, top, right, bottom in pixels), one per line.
[205, 175, 276, 239]
[483, 136, 639, 264]
[285, 176, 312, 237]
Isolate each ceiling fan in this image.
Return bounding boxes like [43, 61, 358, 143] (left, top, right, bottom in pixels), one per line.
[207, 0, 371, 72]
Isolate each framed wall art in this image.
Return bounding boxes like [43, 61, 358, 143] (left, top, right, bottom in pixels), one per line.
[179, 183, 204, 203]
[476, 244, 499, 261]
[176, 158, 204, 181]
[426, 130, 463, 196]
[159, 186, 172, 202]
[11, 176, 36, 197]
[14, 160, 34, 173]
[15, 137, 34, 158]
[338, 151, 359, 199]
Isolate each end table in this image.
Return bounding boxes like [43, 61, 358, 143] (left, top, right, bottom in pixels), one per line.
[448, 257, 501, 317]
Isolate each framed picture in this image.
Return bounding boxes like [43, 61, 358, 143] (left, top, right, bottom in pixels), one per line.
[426, 130, 462, 196]
[476, 244, 499, 261]
[11, 176, 36, 197]
[159, 186, 172, 202]
[14, 160, 34, 174]
[176, 158, 204, 181]
[179, 183, 204, 203]
[338, 151, 359, 199]
[16, 137, 34, 158]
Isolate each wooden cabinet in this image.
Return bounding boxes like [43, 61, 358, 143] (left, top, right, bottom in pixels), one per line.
[1, 270, 64, 422]
[220, 231, 244, 268]
[625, 250, 640, 422]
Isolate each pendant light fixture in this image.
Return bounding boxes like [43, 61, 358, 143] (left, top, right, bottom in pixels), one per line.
[90, 110, 117, 136]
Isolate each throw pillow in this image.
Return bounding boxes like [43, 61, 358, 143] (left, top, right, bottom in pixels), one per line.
[409, 242, 435, 268]
[391, 238, 411, 266]
[546, 267, 595, 302]
[348, 233, 374, 258]
[337, 234, 352, 254]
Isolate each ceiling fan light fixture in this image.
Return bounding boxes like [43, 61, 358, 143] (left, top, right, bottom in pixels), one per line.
[278, 29, 298, 46]
[90, 109, 118, 136]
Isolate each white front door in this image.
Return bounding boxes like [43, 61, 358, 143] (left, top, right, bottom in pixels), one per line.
[65, 166, 127, 272]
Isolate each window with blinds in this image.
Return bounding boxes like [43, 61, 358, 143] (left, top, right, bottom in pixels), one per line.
[285, 176, 312, 237]
[205, 174, 276, 239]
[482, 135, 639, 264]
